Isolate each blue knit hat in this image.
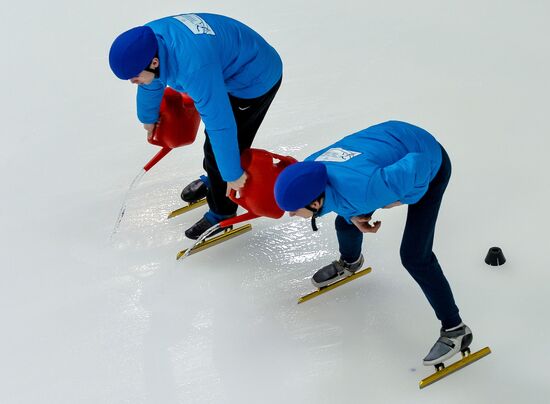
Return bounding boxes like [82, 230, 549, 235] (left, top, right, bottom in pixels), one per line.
[274, 161, 328, 211]
[109, 26, 158, 80]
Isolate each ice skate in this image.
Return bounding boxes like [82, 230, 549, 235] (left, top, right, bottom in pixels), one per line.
[419, 323, 491, 389]
[312, 255, 364, 288]
[185, 215, 232, 241]
[168, 177, 209, 219]
[177, 213, 251, 259]
[423, 323, 473, 366]
[298, 255, 372, 303]
[181, 176, 208, 203]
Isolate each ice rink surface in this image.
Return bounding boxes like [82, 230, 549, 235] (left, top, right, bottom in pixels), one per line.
[2, 1, 550, 403]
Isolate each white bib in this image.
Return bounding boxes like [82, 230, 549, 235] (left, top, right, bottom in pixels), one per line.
[314, 147, 361, 162]
[173, 14, 215, 36]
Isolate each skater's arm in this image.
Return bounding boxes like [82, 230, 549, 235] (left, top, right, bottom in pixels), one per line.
[351, 215, 381, 233]
[136, 80, 166, 124]
[184, 64, 243, 182]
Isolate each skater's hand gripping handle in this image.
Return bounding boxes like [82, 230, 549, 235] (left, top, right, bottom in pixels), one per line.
[144, 123, 156, 140]
[226, 171, 248, 197]
[351, 215, 382, 233]
[227, 178, 251, 212]
[145, 119, 163, 145]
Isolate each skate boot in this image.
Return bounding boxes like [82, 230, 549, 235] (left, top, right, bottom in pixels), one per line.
[181, 175, 208, 203]
[311, 255, 364, 288]
[423, 323, 473, 366]
[184, 211, 235, 241]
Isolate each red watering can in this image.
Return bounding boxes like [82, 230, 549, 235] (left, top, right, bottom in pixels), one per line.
[220, 148, 297, 228]
[143, 87, 201, 171]
[177, 148, 297, 260]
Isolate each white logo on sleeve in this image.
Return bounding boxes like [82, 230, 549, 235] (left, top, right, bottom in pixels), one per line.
[315, 147, 361, 162]
[173, 14, 215, 35]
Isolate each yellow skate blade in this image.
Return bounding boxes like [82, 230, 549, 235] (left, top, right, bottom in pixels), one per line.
[297, 267, 372, 304]
[176, 224, 252, 259]
[419, 346, 492, 389]
[167, 199, 207, 219]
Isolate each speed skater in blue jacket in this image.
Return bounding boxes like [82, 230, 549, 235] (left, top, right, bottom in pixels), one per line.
[274, 120, 473, 366]
[109, 13, 283, 239]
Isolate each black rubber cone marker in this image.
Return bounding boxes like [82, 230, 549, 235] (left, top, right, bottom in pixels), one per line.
[485, 247, 506, 266]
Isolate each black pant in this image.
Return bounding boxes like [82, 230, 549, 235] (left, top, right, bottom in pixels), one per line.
[335, 146, 462, 329]
[400, 146, 461, 329]
[203, 77, 282, 216]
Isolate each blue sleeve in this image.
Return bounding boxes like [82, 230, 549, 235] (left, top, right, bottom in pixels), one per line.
[378, 152, 432, 205]
[136, 80, 166, 124]
[184, 64, 243, 182]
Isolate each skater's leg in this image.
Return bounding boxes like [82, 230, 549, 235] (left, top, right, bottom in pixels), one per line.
[399, 146, 462, 330]
[203, 77, 283, 217]
[229, 77, 282, 153]
[185, 79, 282, 239]
[202, 135, 238, 217]
[183, 140, 236, 240]
[311, 215, 364, 288]
[335, 215, 363, 263]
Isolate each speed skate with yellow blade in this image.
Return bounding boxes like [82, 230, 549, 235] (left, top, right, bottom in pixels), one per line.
[167, 198, 207, 219]
[298, 267, 372, 304]
[176, 223, 252, 259]
[419, 346, 491, 389]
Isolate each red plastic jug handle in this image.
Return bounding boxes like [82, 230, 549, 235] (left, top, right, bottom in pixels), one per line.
[229, 184, 254, 210]
[228, 187, 249, 211]
[228, 188, 239, 204]
[147, 123, 158, 146]
[269, 152, 297, 166]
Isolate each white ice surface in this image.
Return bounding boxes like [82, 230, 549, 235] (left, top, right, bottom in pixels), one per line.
[2, 1, 550, 403]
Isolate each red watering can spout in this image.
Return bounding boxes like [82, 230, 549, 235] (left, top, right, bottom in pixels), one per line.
[143, 88, 201, 171]
[143, 147, 171, 172]
[219, 148, 297, 228]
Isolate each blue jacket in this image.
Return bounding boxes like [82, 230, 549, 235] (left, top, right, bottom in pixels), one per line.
[137, 13, 283, 181]
[305, 121, 443, 222]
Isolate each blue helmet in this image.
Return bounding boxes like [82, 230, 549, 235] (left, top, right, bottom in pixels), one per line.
[109, 26, 158, 80]
[274, 161, 328, 211]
